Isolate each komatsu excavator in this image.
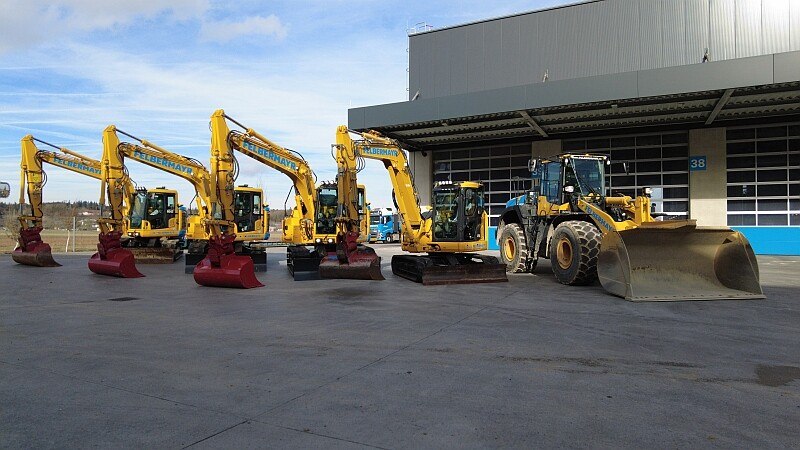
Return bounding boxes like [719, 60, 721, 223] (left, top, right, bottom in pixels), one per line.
[330, 127, 507, 284]
[14, 135, 121, 267]
[209, 110, 369, 279]
[497, 153, 764, 301]
[95, 126, 267, 285]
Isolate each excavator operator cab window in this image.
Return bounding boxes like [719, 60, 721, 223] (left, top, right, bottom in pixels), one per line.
[570, 158, 605, 197]
[315, 186, 337, 235]
[165, 194, 176, 227]
[234, 191, 259, 232]
[357, 188, 366, 216]
[462, 187, 483, 242]
[433, 187, 459, 241]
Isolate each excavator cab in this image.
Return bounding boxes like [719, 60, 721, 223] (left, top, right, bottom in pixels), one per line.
[233, 188, 261, 233]
[432, 183, 484, 242]
[128, 189, 176, 232]
[315, 184, 338, 236]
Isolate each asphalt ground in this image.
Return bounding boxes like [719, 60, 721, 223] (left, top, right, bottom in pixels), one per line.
[1, 246, 799, 448]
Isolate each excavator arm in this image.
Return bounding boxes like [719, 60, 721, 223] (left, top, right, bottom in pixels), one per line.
[210, 110, 315, 242]
[13, 135, 116, 267]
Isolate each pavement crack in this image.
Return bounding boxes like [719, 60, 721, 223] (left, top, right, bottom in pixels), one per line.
[182, 420, 248, 448]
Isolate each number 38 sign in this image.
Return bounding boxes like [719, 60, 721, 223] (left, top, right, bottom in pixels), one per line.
[689, 156, 707, 171]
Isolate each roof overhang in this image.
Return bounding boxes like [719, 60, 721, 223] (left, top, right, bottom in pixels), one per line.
[348, 51, 800, 150]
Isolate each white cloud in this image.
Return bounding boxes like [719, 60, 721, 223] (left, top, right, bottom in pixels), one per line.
[0, 0, 209, 53]
[200, 15, 288, 42]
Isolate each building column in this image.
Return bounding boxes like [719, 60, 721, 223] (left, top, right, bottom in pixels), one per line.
[408, 150, 432, 208]
[532, 139, 561, 159]
[688, 128, 727, 226]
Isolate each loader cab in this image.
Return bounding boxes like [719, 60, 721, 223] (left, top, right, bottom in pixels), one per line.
[129, 188, 177, 231]
[534, 155, 606, 207]
[432, 182, 485, 242]
[233, 186, 263, 233]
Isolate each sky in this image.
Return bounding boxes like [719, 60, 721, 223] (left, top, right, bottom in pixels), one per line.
[0, 0, 566, 210]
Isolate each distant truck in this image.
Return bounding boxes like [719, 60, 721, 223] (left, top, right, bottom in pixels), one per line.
[369, 207, 400, 243]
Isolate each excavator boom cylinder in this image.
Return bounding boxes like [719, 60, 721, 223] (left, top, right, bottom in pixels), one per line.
[598, 223, 764, 301]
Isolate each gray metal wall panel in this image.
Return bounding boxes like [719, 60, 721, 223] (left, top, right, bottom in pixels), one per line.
[449, 27, 468, 96]
[762, 0, 791, 54]
[792, 0, 800, 49]
[348, 107, 365, 130]
[417, 35, 435, 100]
[662, 0, 687, 67]
[736, 0, 762, 58]
[638, 0, 664, 70]
[408, 36, 420, 100]
[638, 54, 774, 96]
[774, 50, 800, 83]
[554, 7, 579, 80]
[518, 13, 540, 86]
[525, 72, 639, 108]
[710, 0, 736, 60]
[685, 0, 711, 65]
[595, 1, 619, 76]
[615, 0, 642, 73]
[576, 1, 602, 77]
[537, 10, 561, 83]
[433, 31, 451, 97]
[500, 16, 521, 89]
[465, 24, 485, 93]
[483, 20, 503, 90]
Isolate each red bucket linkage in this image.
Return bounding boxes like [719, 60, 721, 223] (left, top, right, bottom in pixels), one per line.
[88, 231, 144, 278]
[193, 234, 263, 289]
[11, 227, 61, 267]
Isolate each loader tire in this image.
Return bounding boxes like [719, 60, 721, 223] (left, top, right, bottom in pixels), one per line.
[499, 223, 529, 273]
[550, 220, 600, 285]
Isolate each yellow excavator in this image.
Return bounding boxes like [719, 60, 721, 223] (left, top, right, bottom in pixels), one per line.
[13, 135, 126, 267]
[497, 153, 764, 301]
[94, 126, 267, 284]
[330, 126, 507, 284]
[209, 110, 369, 279]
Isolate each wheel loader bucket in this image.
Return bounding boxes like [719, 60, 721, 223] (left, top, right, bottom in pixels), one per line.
[598, 222, 764, 301]
[88, 248, 144, 278]
[318, 252, 385, 281]
[12, 242, 61, 267]
[193, 254, 264, 289]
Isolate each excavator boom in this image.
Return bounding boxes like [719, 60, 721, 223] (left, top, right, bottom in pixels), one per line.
[14, 135, 110, 267]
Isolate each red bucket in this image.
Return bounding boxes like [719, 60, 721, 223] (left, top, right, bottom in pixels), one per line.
[193, 254, 263, 288]
[12, 242, 61, 267]
[88, 247, 144, 278]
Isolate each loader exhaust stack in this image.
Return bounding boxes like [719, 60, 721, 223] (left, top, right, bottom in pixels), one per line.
[193, 234, 263, 288]
[12, 227, 61, 267]
[88, 231, 144, 278]
[598, 222, 764, 301]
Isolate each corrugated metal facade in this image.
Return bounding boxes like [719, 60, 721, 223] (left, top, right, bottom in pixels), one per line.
[408, 0, 800, 100]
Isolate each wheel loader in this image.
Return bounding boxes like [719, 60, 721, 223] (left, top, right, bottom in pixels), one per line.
[497, 153, 764, 301]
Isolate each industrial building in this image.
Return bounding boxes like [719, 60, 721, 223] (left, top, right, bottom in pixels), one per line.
[348, 0, 800, 254]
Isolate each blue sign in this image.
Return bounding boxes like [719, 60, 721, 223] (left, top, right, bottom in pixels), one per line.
[689, 156, 707, 171]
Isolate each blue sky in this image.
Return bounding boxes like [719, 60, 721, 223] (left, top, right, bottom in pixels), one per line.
[0, 0, 565, 208]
